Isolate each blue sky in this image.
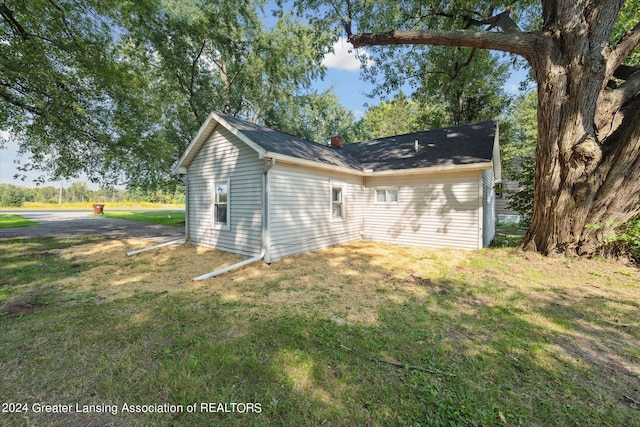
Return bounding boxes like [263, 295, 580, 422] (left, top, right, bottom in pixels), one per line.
[0, 36, 528, 189]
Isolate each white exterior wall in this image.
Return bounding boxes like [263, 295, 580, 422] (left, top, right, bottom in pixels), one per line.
[363, 170, 483, 250]
[482, 168, 496, 247]
[268, 162, 364, 261]
[187, 126, 263, 256]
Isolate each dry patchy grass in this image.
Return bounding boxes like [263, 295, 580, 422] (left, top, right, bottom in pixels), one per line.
[54, 240, 470, 325]
[2, 238, 639, 426]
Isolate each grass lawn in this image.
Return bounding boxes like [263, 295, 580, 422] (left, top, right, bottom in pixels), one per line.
[0, 234, 638, 426]
[0, 214, 38, 228]
[101, 210, 185, 227]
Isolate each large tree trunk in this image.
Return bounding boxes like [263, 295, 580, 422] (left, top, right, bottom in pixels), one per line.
[348, 1, 640, 258]
[521, 3, 640, 256]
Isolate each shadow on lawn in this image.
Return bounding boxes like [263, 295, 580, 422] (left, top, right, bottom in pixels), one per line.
[1, 240, 639, 426]
[0, 237, 106, 312]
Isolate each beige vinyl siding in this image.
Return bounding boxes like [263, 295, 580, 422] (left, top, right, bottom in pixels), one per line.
[363, 171, 483, 250]
[186, 126, 263, 256]
[482, 168, 496, 247]
[268, 162, 364, 261]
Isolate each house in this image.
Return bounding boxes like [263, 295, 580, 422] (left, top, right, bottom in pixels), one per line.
[174, 112, 501, 264]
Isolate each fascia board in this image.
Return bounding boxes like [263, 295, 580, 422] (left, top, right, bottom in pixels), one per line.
[266, 151, 491, 177]
[265, 152, 359, 175]
[366, 162, 492, 176]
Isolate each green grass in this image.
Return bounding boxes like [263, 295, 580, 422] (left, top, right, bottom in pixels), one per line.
[490, 223, 527, 247]
[0, 237, 104, 307]
[0, 234, 638, 426]
[0, 214, 38, 228]
[101, 210, 185, 227]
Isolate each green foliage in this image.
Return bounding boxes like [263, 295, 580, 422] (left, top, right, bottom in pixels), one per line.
[125, 1, 336, 175]
[126, 184, 186, 205]
[0, 184, 25, 207]
[503, 156, 535, 227]
[407, 47, 512, 125]
[613, 0, 640, 66]
[262, 89, 367, 144]
[589, 216, 640, 263]
[0, 183, 183, 205]
[361, 92, 448, 138]
[500, 91, 537, 226]
[0, 0, 159, 185]
[293, 1, 517, 126]
[620, 217, 640, 262]
[2, 0, 341, 191]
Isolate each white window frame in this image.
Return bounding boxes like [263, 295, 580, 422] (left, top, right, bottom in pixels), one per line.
[375, 187, 398, 204]
[212, 179, 230, 230]
[330, 181, 346, 222]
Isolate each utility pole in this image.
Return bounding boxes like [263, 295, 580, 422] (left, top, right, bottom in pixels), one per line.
[58, 179, 63, 204]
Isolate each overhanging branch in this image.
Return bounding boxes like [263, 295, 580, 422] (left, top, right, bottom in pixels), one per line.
[607, 20, 640, 79]
[349, 29, 544, 61]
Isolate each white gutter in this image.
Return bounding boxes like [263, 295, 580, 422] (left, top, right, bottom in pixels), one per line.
[192, 249, 266, 280]
[126, 238, 185, 257]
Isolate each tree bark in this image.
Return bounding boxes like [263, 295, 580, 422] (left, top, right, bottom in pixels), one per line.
[348, 2, 640, 257]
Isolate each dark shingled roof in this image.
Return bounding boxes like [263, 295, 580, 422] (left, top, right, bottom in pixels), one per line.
[217, 113, 497, 172]
[218, 113, 361, 170]
[341, 120, 497, 171]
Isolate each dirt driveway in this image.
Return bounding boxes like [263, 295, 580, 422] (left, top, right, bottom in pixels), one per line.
[0, 210, 184, 242]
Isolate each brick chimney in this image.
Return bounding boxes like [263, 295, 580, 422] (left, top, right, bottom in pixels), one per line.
[330, 135, 343, 149]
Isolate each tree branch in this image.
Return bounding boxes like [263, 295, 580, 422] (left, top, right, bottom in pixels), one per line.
[349, 29, 544, 61]
[607, 20, 640, 79]
[0, 3, 28, 40]
[597, 70, 640, 135]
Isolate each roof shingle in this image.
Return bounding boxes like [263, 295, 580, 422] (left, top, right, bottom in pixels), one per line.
[212, 113, 497, 173]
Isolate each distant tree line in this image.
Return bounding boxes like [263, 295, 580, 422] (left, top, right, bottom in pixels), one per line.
[0, 183, 184, 207]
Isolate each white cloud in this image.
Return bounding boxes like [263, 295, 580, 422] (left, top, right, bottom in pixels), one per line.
[322, 38, 372, 71]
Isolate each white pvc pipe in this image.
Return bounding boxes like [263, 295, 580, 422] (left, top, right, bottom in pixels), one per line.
[126, 239, 185, 257]
[193, 249, 266, 280]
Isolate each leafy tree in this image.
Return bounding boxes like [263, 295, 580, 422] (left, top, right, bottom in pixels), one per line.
[64, 181, 91, 203]
[361, 92, 448, 138]
[0, 184, 24, 207]
[500, 91, 537, 226]
[125, 1, 334, 165]
[0, 0, 160, 185]
[295, 0, 640, 258]
[263, 89, 368, 144]
[1, 0, 339, 191]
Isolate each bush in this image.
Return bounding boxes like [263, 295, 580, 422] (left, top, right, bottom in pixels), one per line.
[590, 216, 640, 263]
[0, 185, 25, 207]
[503, 156, 535, 227]
[616, 217, 640, 263]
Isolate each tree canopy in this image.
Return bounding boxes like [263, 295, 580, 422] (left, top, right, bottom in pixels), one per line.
[0, 0, 338, 187]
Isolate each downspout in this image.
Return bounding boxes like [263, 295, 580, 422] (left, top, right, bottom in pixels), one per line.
[184, 174, 189, 241]
[263, 158, 275, 263]
[191, 158, 275, 280]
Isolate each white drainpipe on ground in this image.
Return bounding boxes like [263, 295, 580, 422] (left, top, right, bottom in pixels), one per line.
[192, 249, 266, 280]
[126, 238, 185, 257]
